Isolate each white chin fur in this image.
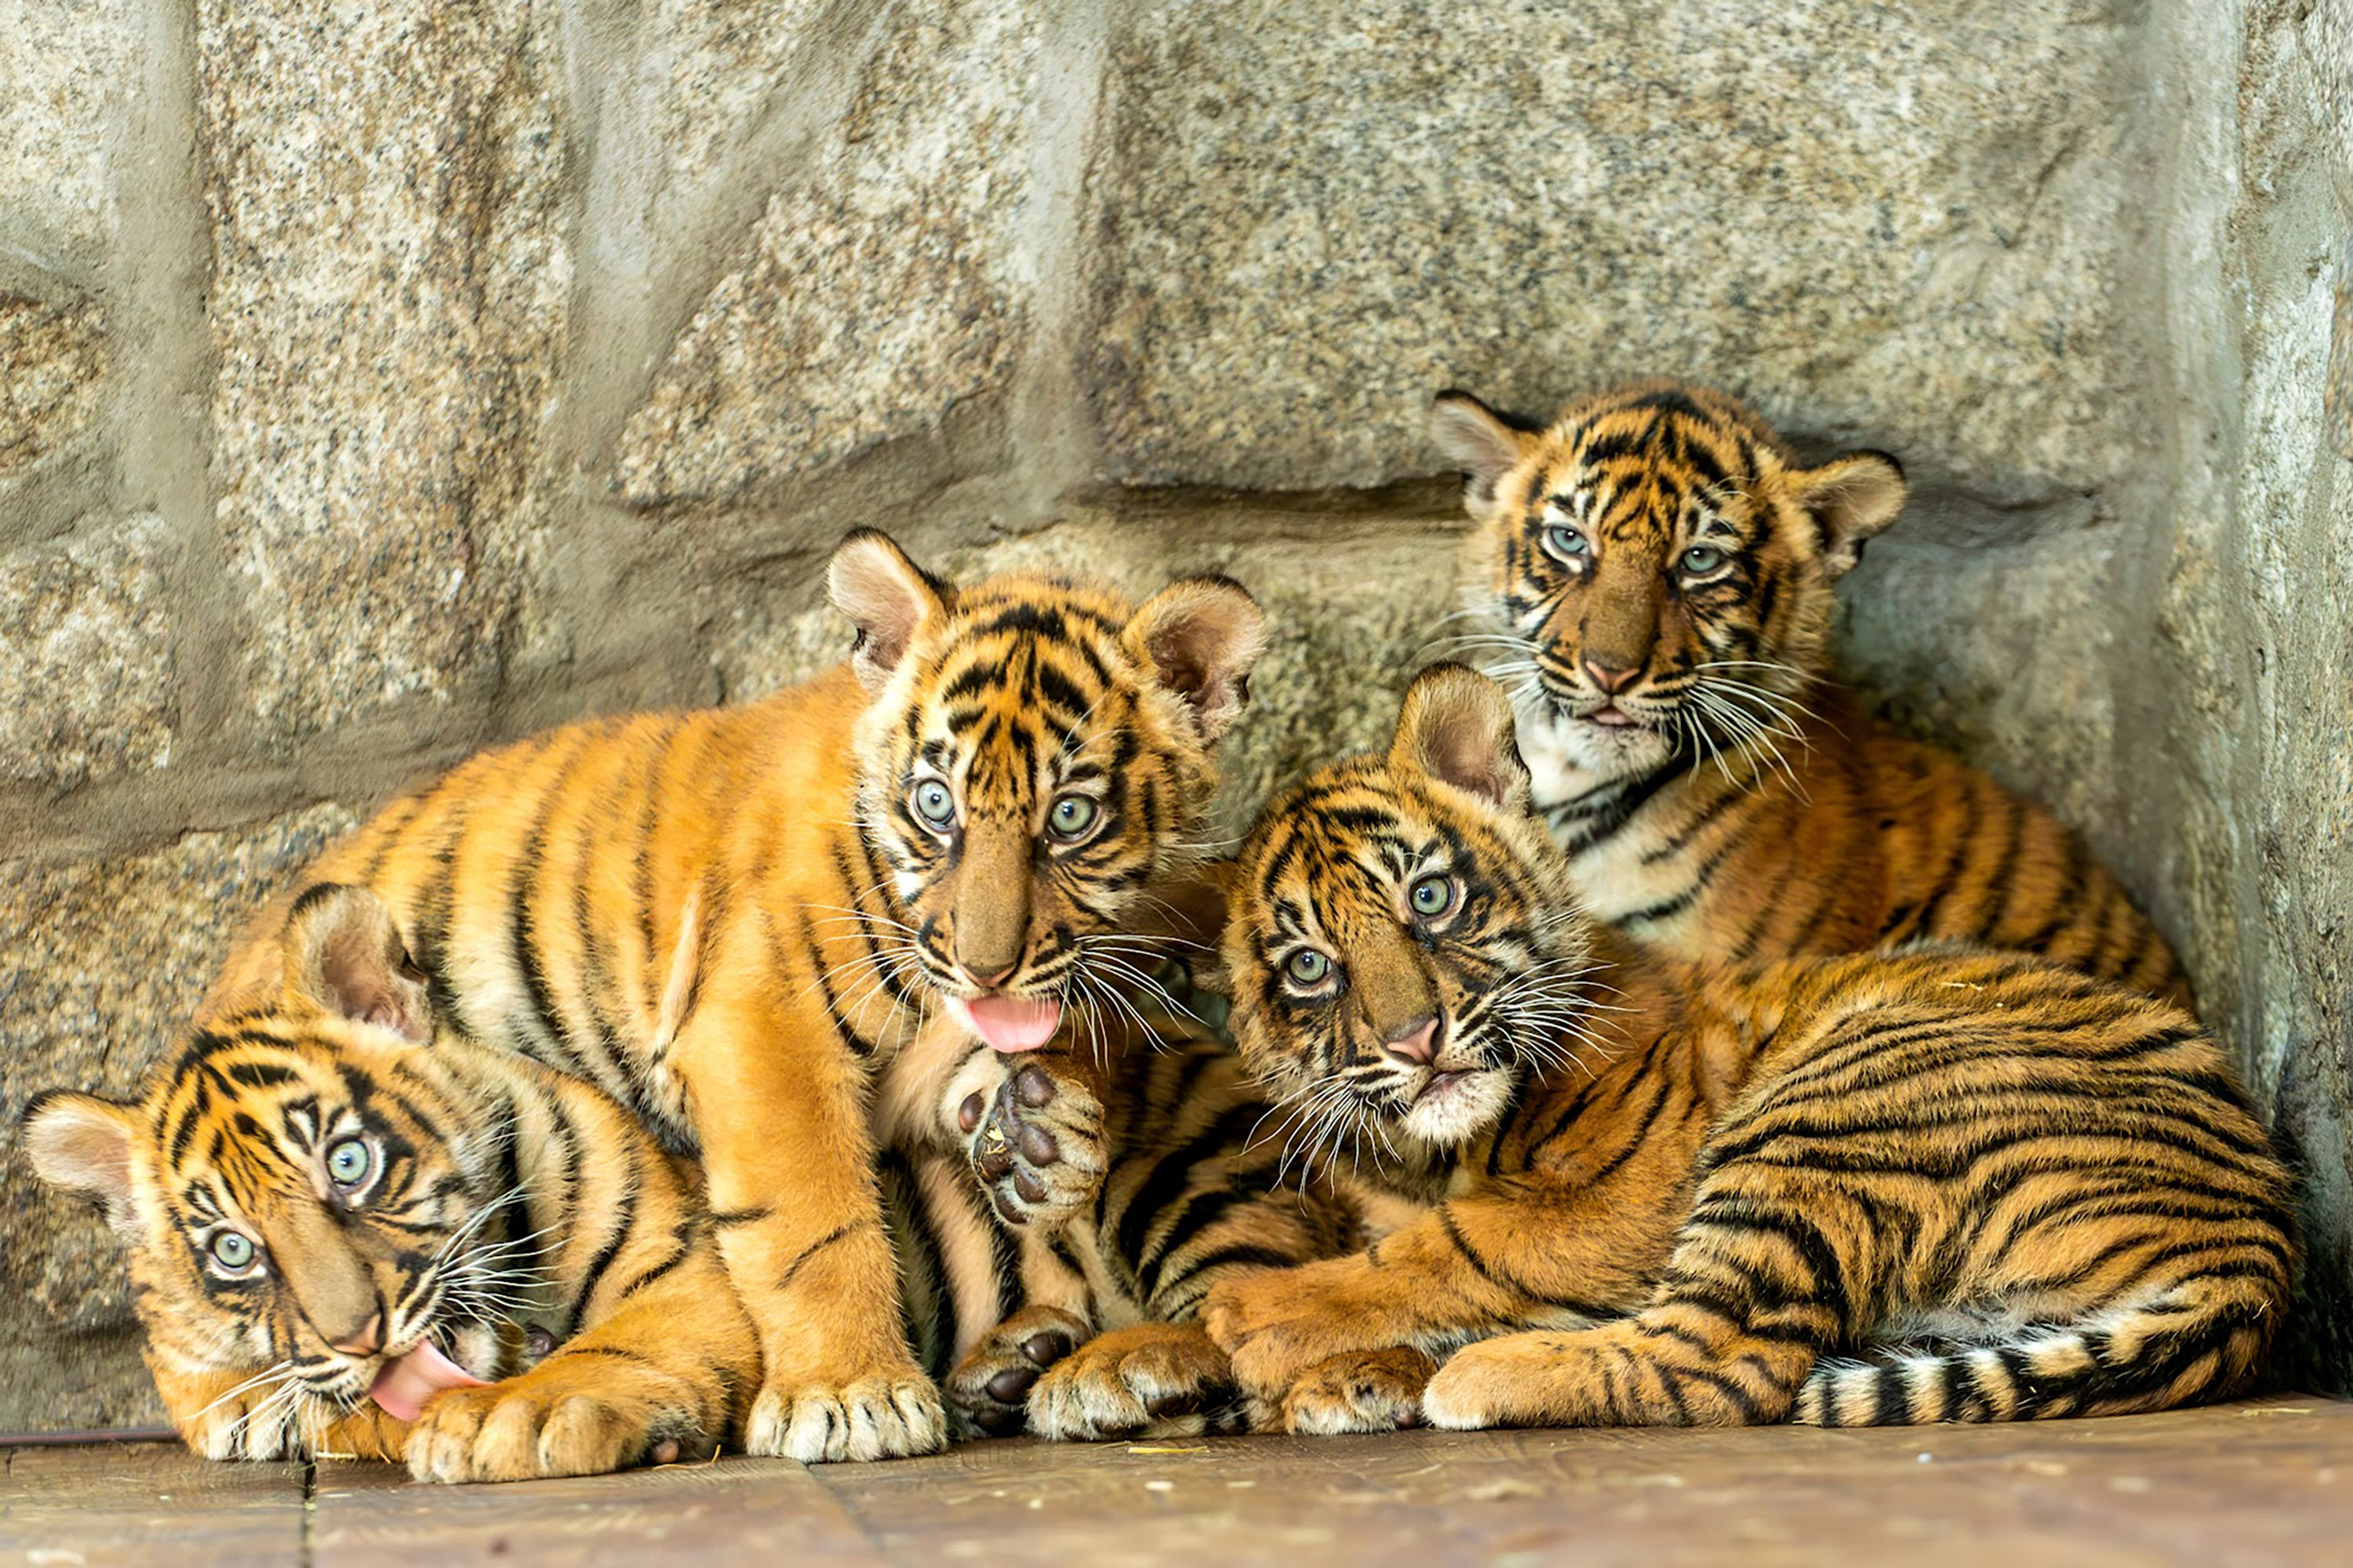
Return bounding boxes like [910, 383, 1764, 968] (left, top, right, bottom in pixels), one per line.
[1398, 1069, 1515, 1146]
[1515, 706, 1675, 801]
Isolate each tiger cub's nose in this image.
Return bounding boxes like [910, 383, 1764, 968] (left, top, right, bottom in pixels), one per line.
[1383, 1017, 1440, 1067]
[1582, 656, 1640, 694]
[332, 1312, 384, 1357]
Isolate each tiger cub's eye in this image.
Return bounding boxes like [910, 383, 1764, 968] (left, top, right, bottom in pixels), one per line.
[1285, 950, 1332, 987]
[1409, 874, 1456, 917]
[1679, 545, 1727, 575]
[912, 780, 957, 830]
[326, 1137, 373, 1191]
[1047, 793, 1100, 842]
[1542, 523, 1590, 563]
[210, 1232, 256, 1270]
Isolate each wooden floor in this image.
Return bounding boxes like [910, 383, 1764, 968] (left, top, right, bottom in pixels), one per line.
[6, 1397, 2350, 1567]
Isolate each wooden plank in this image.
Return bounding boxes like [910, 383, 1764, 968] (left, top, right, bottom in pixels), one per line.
[309, 1455, 888, 1567]
[11, 1398, 2353, 1568]
[0, 1441, 304, 1568]
[806, 1399, 2353, 1568]
[810, 1431, 1471, 1568]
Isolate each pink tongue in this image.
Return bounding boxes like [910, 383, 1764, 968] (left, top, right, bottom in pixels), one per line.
[953, 994, 1063, 1053]
[369, 1340, 487, 1422]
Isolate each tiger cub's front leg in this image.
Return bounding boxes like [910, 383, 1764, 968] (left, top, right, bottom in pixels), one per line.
[673, 988, 944, 1463]
[405, 1247, 757, 1483]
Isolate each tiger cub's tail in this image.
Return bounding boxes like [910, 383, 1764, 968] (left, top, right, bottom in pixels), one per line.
[1790, 1274, 2283, 1426]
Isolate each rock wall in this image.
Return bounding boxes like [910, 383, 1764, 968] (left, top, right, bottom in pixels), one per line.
[1, 0, 2347, 1428]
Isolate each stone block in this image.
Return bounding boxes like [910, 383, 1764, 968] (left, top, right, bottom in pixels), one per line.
[615, 1, 1043, 504]
[0, 515, 176, 789]
[1085, 0, 2148, 494]
[0, 294, 107, 482]
[0, 0, 138, 265]
[200, 0, 569, 741]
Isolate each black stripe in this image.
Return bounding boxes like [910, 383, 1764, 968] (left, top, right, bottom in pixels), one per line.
[776, 1221, 862, 1294]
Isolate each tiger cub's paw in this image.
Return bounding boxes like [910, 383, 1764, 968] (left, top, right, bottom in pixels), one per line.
[404, 1380, 710, 1483]
[945, 1305, 1089, 1436]
[1027, 1322, 1237, 1441]
[1200, 1259, 1397, 1399]
[1281, 1347, 1434, 1434]
[745, 1367, 946, 1463]
[958, 1059, 1107, 1229]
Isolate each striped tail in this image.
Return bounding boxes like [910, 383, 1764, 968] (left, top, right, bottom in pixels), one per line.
[1790, 1277, 2281, 1426]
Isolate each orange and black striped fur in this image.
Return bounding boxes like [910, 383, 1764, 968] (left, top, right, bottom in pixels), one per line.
[23, 886, 759, 1482]
[877, 977, 1362, 1441]
[191, 530, 1266, 1461]
[1201, 667, 2294, 1430]
[1433, 382, 2188, 1003]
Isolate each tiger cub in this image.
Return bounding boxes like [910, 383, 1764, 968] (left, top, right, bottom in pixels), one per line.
[1202, 666, 2294, 1430]
[192, 529, 1264, 1461]
[23, 885, 759, 1482]
[1433, 381, 2189, 1004]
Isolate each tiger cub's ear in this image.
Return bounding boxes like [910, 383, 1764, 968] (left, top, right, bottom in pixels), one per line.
[279, 883, 432, 1044]
[1786, 450, 1905, 578]
[1123, 576, 1267, 745]
[830, 528, 952, 691]
[1430, 390, 1537, 516]
[23, 1091, 142, 1232]
[1390, 664, 1531, 814]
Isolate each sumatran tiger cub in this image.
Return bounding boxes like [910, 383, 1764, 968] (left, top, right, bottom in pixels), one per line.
[1201, 666, 2294, 1431]
[23, 885, 760, 1482]
[186, 529, 1265, 1461]
[1433, 382, 2189, 1004]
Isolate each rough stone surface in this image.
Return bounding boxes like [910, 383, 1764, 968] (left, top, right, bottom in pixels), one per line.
[0, 0, 137, 265]
[1838, 523, 2123, 839]
[0, 805, 356, 1430]
[0, 294, 108, 481]
[200, 0, 569, 742]
[642, 0, 827, 193]
[615, 1, 1044, 504]
[2141, 0, 2353, 1390]
[1085, 0, 2146, 494]
[0, 515, 176, 789]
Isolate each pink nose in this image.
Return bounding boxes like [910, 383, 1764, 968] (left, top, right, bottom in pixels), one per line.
[1384, 1017, 1439, 1066]
[332, 1312, 384, 1357]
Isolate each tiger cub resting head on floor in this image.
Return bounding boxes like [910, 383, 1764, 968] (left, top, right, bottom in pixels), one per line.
[1203, 665, 2294, 1430]
[1432, 382, 2186, 999]
[25, 885, 759, 1482]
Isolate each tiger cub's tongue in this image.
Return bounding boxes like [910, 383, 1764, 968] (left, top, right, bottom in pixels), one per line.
[369, 1340, 487, 1422]
[951, 994, 1063, 1053]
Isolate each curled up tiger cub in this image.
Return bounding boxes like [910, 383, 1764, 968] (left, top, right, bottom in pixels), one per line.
[25, 885, 760, 1483]
[1434, 381, 2189, 1003]
[154, 529, 1267, 1462]
[1201, 665, 2295, 1431]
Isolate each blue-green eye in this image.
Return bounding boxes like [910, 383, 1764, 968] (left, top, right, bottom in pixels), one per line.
[1542, 523, 1590, 562]
[1285, 950, 1332, 987]
[1680, 545, 1727, 575]
[326, 1138, 373, 1191]
[912, 780, 956, 830]
[210, 1231, 256, 1271]
[1409, 874, 1456, 917]
[1047, 793, 1100, 843]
